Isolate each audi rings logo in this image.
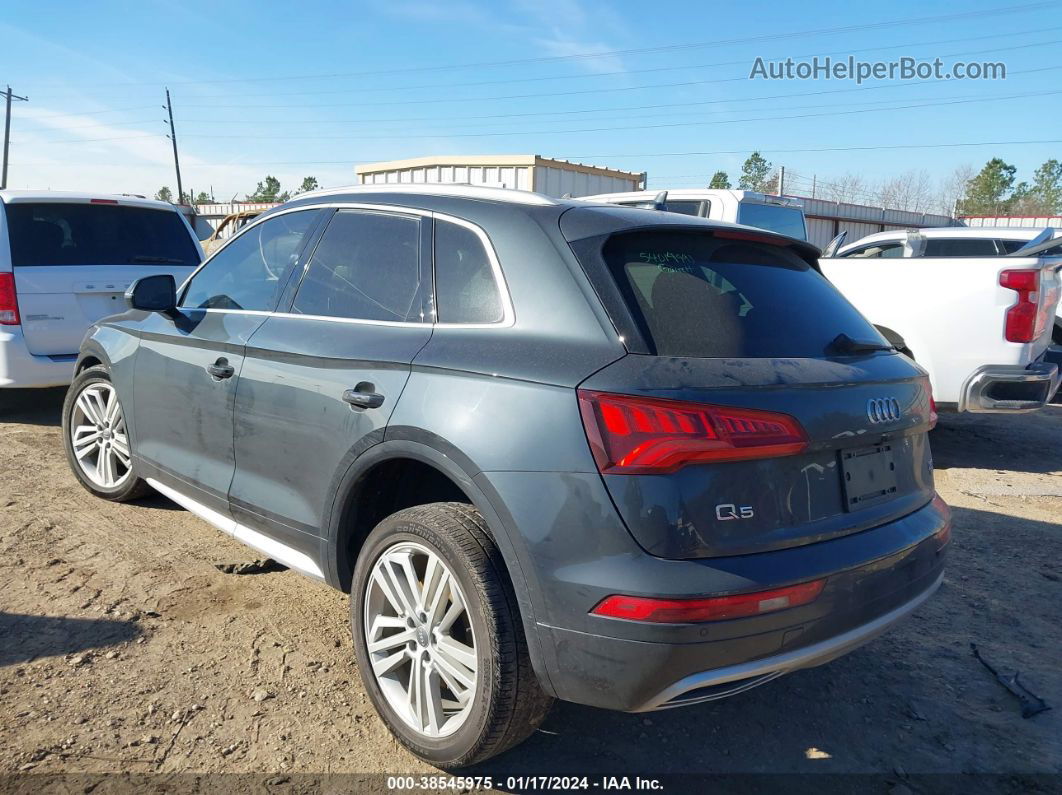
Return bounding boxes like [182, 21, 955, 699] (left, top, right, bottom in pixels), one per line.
[867, 397, 902, 424]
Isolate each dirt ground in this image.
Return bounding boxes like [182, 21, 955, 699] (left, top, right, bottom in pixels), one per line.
[0, 388, 1059, 790]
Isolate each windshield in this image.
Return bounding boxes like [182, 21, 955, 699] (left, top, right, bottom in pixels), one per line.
[5, 202, 200, 267]
[596, 230, 886, 358]
[736, 203, 807, 240]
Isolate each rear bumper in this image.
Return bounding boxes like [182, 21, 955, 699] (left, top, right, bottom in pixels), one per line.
[958, 361, 1059, 413]
[0, 328, 76, 388]
[537, 498, 949, 711]
[633, 571, 942, 711]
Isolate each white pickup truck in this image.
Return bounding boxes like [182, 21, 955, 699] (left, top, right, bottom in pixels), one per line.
[580, 189, 809, 241]
[819, 229, 1061, 413]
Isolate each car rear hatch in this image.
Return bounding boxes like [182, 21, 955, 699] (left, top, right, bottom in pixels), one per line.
[562, 209, 935, 560]
[3, 198, 200, 356]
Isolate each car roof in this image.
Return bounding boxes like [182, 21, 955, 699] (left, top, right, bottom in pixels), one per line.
[578, 188, 789, 204]
[295, 183, 558, 206]
[0, 189, 179, 212]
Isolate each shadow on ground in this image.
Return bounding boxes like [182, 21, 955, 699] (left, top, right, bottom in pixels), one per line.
[0, 612, 141, 666]
[0, 387, 66, 427]
[931, 406, 1062, 474]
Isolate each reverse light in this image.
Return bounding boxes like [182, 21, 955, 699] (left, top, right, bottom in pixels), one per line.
[577, 390, 807, 474]
[999, 268, 1044, 343]
[590, 579, 826, 623]
[0, 273, 19, 325]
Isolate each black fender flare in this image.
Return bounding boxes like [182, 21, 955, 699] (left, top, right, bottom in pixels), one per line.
[320, 432, 557, 697]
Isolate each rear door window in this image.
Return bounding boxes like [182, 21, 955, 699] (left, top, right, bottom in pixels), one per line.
[291, 210, 425, 322]
[596, 230, 884, 358]
[923, 238, 999, 256]
[5, 202, 200, 267]
[433, 219, 503, 324]
[736, 203, 807, 240]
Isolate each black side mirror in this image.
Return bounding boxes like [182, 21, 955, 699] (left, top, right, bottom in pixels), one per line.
[125, 274, 177, 314]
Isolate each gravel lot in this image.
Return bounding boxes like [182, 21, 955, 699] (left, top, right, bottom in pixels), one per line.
[0, 388, 1059, 790]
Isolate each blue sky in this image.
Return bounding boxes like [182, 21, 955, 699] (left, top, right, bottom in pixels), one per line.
[2, 0, 1061, 207]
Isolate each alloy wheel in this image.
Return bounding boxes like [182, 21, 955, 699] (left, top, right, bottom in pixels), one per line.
[364, 541, 478, 738]
[70, 382, 133, 489]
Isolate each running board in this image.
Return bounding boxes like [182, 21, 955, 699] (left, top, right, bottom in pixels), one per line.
[146, 478, 325, 580]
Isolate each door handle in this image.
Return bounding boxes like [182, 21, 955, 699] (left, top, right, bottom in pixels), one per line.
[206, 358, 235, 380]
[342, 382, 385, 409]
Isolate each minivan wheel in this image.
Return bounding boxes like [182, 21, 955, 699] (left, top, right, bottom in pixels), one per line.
[351, 502, 552, 767]
[62, 366, 150, 502]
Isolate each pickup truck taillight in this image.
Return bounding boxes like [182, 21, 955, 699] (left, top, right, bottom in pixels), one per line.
[999, 268, 1043, 343]
[577, 390, 807, 474]
[0, 273, 19, 325]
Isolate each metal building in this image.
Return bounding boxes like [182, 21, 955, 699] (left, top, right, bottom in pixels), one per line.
[795, 196, 959, 248]
[355, 155, 644, 198]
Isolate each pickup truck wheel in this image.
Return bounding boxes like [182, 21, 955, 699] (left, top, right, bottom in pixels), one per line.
[62, 366, 150, 502]
[351, 502, 552, 768]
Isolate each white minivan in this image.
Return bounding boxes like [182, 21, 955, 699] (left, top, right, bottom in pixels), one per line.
[0, 191, 203, 389]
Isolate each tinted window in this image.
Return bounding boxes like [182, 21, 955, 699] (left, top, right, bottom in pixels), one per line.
[736, 203, 807, 240]
[291, 210, 423, 322]
[181, 210, 318, 311]
[6, 203, 199, 267]
[923, 238, 999, 257]
[844, 242, 904, 258]
[434, 220, 503, 324]
[597, 230, 885, 358]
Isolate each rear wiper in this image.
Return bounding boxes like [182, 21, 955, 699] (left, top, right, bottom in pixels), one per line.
[131, 255, 184, 264]
[828, 333, 895, 355]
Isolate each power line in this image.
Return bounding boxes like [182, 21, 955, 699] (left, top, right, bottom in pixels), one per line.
[29, 1, 1053, 87]
[35, 87, 1056, 144]
[30, 25, 1061, 101]
[562, 139, 1062, 160]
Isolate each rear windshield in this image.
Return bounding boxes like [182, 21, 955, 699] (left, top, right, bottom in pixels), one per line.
[5, 203, 200, 267]
[597, 230, 885, 358]
[736, 203, 807, 240]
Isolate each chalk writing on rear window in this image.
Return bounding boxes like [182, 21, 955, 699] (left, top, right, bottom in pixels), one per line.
[639, 251, 695, 267]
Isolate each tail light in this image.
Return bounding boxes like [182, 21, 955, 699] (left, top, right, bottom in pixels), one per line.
[932, 494, 952, 546]
[924, 377, 938, 429]
[577, 390, 807, 474]
[999, 268, 1045, 343]
[0, 273, 19, 325]
[591, 579, 826, 623]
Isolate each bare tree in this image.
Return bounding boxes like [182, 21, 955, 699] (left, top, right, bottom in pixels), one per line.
[819, 173, 870, 204]
[934, 164, 975, 217]
[876, 170, 934, 213]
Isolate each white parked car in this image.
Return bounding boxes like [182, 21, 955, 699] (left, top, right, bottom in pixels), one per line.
[580, 189, 808, 241]
[0, 191, 202, 389]
[820, 228, 1061, 413]
[830, 226, 1062, 344]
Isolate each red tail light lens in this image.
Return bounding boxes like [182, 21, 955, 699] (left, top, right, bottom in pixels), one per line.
[923, 377, 938, 429]
[591, 579, 826, 623]
[0, 273, 19, 325]
[578, 390, 807, 474]
[999, 268, 1042, 343]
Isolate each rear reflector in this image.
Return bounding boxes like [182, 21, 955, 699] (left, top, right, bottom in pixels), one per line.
[578, 390, 807, 474]
[591, 579, 826, 623]
[932, 494, 952, 546]
[999, 268, 1044, 343]
[0, 273, 19, 325]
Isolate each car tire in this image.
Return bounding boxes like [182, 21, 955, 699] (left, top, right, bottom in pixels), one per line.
[351, 502, 553, 768]
[62, 365, 151, 502]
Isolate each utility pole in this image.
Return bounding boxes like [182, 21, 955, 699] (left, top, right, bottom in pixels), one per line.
[2, 85, 29, 190]
[164, 88, 184, 204]
[811, 174, 817, 198]
[777, 165, 785, 196]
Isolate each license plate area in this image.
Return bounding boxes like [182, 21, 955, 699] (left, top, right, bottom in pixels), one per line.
[840, 444, 897, 511]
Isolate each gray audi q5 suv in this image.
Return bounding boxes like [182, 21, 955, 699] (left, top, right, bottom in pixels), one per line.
[63, 185, 949, 767]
